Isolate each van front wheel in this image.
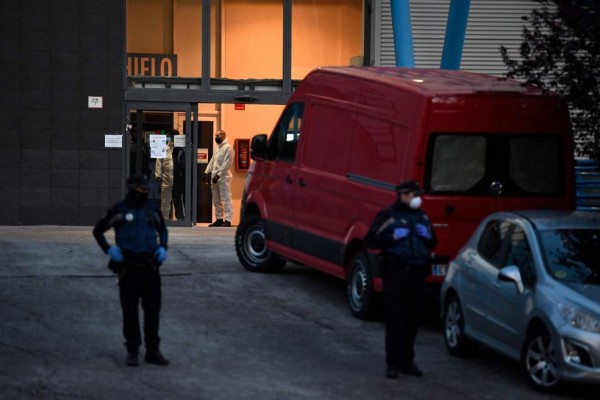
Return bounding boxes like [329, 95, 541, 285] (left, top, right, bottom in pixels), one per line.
[235, 213, 285, 273]
[347, 251, 379, 320]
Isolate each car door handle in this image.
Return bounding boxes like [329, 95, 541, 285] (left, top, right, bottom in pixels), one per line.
[285, 175, 293, 184]
[298, 178, 306, 187]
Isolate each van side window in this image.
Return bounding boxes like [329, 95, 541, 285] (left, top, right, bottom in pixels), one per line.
[429, 135, 486, 192]
[426, 134, 563, 196]
[509, 136, 561, 195]
[269, 102, 303, 162]
[477, 220, 511, 268]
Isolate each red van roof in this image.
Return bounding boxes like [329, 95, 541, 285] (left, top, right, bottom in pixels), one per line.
[314, 66, 548, 97]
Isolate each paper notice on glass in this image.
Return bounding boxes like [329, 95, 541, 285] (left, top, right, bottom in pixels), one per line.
[174, 135, 186, 147]
[150, 134, 167, 158]
[104, 134, 122, 148]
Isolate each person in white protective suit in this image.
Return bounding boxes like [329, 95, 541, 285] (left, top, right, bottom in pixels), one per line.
[154, 133, 174, 220]
[204, 130, 234, 227]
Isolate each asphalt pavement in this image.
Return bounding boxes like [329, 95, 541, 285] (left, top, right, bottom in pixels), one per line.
[1, 225, 599, 400]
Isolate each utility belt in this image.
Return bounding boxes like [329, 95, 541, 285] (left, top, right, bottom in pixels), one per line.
[108, 252, 156, 274]
[381, 253, 426, 270]
[122, 251, 156, 269]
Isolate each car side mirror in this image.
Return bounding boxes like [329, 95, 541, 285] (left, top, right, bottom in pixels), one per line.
[498, 265, 524, 294]
[250, 134, 268, 161]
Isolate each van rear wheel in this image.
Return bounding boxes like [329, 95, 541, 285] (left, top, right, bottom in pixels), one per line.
[235, 213, 285, 273]
[347, 250, 379, 320]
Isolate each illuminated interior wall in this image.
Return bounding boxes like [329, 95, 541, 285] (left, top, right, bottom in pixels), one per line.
[127, 0, 174, 53]
[127, 0, 363, 224]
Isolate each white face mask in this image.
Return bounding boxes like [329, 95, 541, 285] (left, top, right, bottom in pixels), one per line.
[409, 196, 422, 209]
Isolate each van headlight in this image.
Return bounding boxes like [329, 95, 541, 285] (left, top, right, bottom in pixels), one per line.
[558, 304, 600, 333]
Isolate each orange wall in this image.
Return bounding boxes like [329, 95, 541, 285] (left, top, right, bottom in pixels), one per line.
[127, 0, 174, 53]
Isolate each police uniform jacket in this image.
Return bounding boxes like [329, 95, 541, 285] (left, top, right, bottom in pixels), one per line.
[93, 196, 168, 265]
[365, 201, 437, 266]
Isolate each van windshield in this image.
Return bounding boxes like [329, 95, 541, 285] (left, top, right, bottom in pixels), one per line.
[426, 134, 563, 196]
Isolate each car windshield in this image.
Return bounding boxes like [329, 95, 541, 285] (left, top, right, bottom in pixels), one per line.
[540, 229, 600, 284]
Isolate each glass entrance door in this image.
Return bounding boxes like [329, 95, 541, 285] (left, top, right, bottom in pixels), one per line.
[126, 103, 199, 226]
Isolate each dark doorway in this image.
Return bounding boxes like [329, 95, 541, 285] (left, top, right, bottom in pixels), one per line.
[195, 121, 215, 223]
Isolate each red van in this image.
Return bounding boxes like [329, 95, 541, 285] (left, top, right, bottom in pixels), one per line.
[235, 67, 575, 319]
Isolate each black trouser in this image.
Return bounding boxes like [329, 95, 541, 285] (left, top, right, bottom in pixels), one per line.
[382, 259, 426, 369]
[172, 180, 185, 220]
[119, 263, 162, 353]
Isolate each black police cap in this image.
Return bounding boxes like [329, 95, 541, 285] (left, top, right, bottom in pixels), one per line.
[127, 174, 149, 189]
[395, 180, 421, 194]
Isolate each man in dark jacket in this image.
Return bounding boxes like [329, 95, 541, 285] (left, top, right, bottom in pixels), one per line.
[365, 180, 437, 379]
[93, 174, 170, 367]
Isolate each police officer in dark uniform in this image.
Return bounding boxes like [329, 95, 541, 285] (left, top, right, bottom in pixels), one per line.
[365, 180, 437, 379]
[93, 174, 170, 367]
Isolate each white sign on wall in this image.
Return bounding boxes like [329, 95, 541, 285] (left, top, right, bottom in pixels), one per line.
[104, 134, 122, 148]
[88, 96, 103, 108]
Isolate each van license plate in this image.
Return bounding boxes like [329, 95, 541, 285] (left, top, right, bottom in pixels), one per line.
[432, 264, 447, 276]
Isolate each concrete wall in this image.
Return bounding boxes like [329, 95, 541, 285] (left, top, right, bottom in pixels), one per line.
[0, 0, 125, 225]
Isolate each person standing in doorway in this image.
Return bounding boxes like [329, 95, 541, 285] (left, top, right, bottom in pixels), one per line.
[204, 130, 234, 227]
[92, 174, 170, 367]
[155, 132, 174, 220]
[170, 129, 186, 221]
[364, 180, 437, 379]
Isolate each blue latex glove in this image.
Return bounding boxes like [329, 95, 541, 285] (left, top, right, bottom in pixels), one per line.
[108, 246, 123, 262]
[393, 227, 409, 240]
[154, 246, 167, 263]
[415, 223, 431, 239]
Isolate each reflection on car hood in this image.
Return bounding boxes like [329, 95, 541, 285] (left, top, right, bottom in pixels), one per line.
[563, 282, 600, 304]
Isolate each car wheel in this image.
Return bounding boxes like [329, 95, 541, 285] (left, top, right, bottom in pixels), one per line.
[347, 250, 380, 320]
[443, 294, 472, 357]
[522, 327, 562, 392]
[235, 213, 285, 273]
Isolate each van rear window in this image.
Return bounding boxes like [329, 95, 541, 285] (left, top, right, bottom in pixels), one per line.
[426, 134, 563, 196]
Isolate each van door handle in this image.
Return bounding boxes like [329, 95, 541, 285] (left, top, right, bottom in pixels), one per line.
[298, 178, 306, 187]
[285, 175, 293, 184]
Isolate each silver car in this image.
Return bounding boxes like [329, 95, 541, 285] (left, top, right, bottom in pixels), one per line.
[441, 210, 600, 392]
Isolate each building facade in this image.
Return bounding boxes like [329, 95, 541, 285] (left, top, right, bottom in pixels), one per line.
[1, 0, 545, 225]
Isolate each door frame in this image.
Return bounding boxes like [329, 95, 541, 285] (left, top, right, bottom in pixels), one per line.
[176, 112, 220, 225]
[125, 101, 198, 226]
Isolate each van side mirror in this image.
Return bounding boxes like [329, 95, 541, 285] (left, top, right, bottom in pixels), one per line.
[251, 134, 268, 161]
[498, 265, 524, 294]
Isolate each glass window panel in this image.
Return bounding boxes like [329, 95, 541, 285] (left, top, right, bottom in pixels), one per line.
[541, 229, 600, 284]
[292, 0, 363, 79]
[269, 103, 303, 162]
[223, 0, 282, 79]
[477, 220, 512, 268]
[509, 136, 562, 195]
[430, 135, 486, 193]
[506, 226, 535, 286]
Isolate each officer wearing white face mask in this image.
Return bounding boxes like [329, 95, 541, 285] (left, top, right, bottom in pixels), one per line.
[364, 180, 437, 380]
